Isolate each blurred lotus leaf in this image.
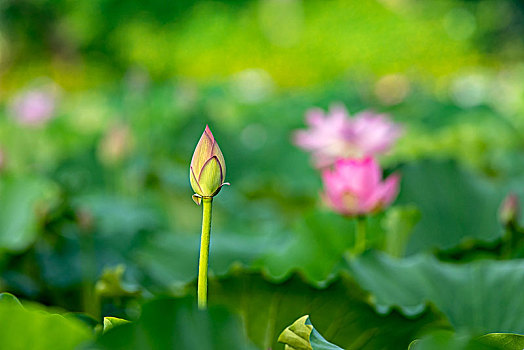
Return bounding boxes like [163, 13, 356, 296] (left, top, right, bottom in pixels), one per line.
[0, 294, 92, 350]
[409, 331, 524, 350]
[382, 205, 420, 257]
[348, 251, 524, 334]
[0, 176, 56, 252]
[206, 270, 441, 350]
[397, 160, 505, 255]
[408, 331, 497, 350]
[95, 297, 257, 349]
[95, 265, 140, 298]
[479, 333, 524, 349]
[0, 292, 23, 307]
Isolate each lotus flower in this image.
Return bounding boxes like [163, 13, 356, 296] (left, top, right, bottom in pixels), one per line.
[348, 111, 403, 155]
[293, 105, 402, 168]
[10, 89, 56, 126]
[322, 157, 399, 216]
[190, 126, 229, 204]
[294, 105, 353, 168]
[99, 124, 133, 165]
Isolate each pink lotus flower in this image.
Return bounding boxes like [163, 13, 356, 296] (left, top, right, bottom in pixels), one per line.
[10, 89, 56, 126]
[98, 124, 134, 165]
[293, 105, 402, 168]
[348, 111, 403, 155]
[322, 157, 400, 216]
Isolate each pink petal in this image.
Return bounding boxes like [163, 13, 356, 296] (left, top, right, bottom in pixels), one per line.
[361, 173, 400, 212]
[322, 168, 345, 194]
[350, 112, 403, 155]
[191, 126, 215, 177]
[293, 130, 319, 150]
[305, 108, 326, 127]
[328, 103, 350, 121]
[204, 125, 215, 143]
[380, 173, 401, 206]
[334, 157, 380, 196]
[293, 105, 357, 169]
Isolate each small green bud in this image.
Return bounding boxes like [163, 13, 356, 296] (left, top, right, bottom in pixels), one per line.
[190, 125, 229, 204]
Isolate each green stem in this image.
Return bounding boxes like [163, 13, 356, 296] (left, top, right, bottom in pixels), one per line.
[79, 229, 99, 319]
[354, 216, 366, 255]
[198, 197, 213, 309]
[501, 222, 518, 259]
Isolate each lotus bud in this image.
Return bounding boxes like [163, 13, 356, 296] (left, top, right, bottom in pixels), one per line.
[499, 193, 519, 227]
[190, 125, 229, 205]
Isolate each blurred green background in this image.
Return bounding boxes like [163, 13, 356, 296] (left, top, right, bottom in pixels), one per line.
[1, 0, 524, 349]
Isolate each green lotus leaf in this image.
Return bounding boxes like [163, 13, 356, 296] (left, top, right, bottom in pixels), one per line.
[103, 317, 131, 333]
[348, 251, 524, 334]
[207, 270, 441, 350]
[0, 297, 92, 350]
[278, 315, 343, 350]
[479, 333, 524, 349]
[95, 297, 257, 350]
